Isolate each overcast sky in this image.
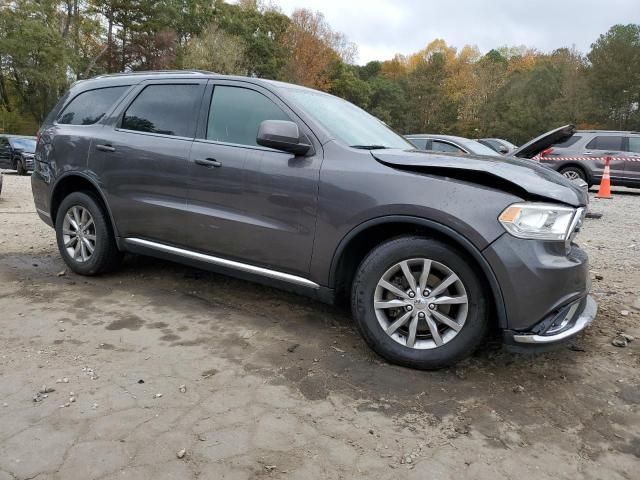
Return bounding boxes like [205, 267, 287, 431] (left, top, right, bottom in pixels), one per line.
[271, 0, 640, 64]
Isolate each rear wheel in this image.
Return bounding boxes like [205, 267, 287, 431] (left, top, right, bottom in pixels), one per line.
[351, 236, 488, 369]
[55, 191, 122, 275]
[559, 166, 587, 184]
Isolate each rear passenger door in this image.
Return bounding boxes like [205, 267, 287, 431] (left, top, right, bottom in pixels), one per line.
[90, 80, 205, 246]
[583, 135, 626, 180]
[186, 81, 321, 276]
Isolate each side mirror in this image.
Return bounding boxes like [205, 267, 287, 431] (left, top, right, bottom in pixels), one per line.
[498, 145, 509, 154]
[257, 120, 311, 155]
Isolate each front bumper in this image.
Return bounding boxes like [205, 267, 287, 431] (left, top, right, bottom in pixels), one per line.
[484, 233, 592, 332]
[506, 295, 597, 344]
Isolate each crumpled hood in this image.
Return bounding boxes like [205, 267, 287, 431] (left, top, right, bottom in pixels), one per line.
[372, 149, 587, 207]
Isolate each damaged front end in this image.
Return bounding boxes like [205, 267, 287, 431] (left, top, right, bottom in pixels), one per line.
[371, 149, 588, 207]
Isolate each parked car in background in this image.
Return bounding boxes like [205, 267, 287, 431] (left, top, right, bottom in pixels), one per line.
[520, 127, 640, 188]
[0, 171, 3, 197]
[32, 71, 595, 369]
[0, 135, 37, 175]
[477, 138, 518, 155]
[405, 134, 501, 157]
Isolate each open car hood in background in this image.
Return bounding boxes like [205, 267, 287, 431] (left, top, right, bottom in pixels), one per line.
[372, 149, 587, 207]
[511, 124, 576, 159]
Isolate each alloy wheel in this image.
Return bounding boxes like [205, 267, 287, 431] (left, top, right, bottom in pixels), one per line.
[562, 170, 581, 181]
[62, 205, 96, 263]
[374, 258, 468, 349]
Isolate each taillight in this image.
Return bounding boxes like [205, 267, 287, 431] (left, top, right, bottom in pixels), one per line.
[540, 148, 554, 157]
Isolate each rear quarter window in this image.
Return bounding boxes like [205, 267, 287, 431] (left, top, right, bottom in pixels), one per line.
[585, 136, 624, 151]
[57, 86, 130, 125]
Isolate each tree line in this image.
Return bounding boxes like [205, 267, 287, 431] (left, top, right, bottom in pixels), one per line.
[1, 0, 639, 144]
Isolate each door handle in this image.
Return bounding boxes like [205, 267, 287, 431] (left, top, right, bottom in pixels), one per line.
[96, 144, 116, 152]
[195, 158, 222, 168]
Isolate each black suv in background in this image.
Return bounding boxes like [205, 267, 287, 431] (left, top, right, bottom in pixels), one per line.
[536, 129, 640, 187]
[32, 72, 596, 369]
[0, 135, 37, 175]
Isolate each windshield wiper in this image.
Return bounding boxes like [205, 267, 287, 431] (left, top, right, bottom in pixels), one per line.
[350, 145, 390, 150]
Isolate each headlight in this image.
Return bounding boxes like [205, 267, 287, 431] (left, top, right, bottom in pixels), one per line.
[499, 202, 581, 241]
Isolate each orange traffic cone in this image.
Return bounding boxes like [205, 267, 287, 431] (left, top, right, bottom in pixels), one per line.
[596, 156, 613, 199]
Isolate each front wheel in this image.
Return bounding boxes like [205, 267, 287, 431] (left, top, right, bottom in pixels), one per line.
[55, 191, 122, 275]
[351, 236, 488, 369]
[16, 158, 27, 176]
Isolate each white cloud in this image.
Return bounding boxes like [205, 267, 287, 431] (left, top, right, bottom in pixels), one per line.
[268, 0, 640, 64]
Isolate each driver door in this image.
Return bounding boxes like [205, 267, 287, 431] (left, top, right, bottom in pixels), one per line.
[186, 81, 322, 277]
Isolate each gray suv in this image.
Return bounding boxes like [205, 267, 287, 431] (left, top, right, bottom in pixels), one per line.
[536, 128, 640, 187]
[32, 71, 596, 369]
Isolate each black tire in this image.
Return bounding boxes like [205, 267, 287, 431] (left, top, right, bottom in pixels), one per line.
[16, 158, 26, 176]
[351, 236, 488, 370]
[559, 166, 587, 184]
[55, 191, 122, 275]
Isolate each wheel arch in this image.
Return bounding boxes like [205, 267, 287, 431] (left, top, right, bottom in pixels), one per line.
[50, 173, 119, 237]
[329, 216, 507, 328]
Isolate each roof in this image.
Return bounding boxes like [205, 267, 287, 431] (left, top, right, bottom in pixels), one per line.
[70, 70, 322, 97]
[79, 70, 313, 89]
[576, 130, 640, 135]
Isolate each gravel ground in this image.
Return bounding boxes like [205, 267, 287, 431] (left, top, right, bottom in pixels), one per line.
[0, 170, 638, 480]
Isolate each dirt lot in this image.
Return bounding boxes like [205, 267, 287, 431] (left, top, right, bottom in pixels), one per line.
[0, 171, 638, 480]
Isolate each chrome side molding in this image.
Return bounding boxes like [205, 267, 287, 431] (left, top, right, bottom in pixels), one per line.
[124, 237, 320, 289]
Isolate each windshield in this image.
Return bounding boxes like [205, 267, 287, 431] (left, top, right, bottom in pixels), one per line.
[460, 139, 501, 156]
[283, 88, 412, 150]
[9, 138, 36, 153]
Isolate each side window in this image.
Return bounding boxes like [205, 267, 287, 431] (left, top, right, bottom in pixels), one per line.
[408, 138, 427, 149]
[122, 84, 202, 138]
[207, 85, 290, 146]
[627, 137, 640, 153]
[57, 86, 129, 125]
[585, 136, 624, 151]
[431, 140, 463, 153]
[553, 136, 581, 148]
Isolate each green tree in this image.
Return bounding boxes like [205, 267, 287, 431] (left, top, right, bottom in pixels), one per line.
[0, 0, 69, 123]
[588, 24, 640, 130]
[182, 23, 246, 74]
[214, 0, 290, 79]
[327, 60, 371, 108]
[405, 52, 456, 134]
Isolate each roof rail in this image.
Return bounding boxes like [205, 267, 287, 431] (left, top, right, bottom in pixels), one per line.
[91, 70, 217, 80]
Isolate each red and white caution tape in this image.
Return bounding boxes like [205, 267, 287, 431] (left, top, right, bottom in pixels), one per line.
[532, 155, 640, 162]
